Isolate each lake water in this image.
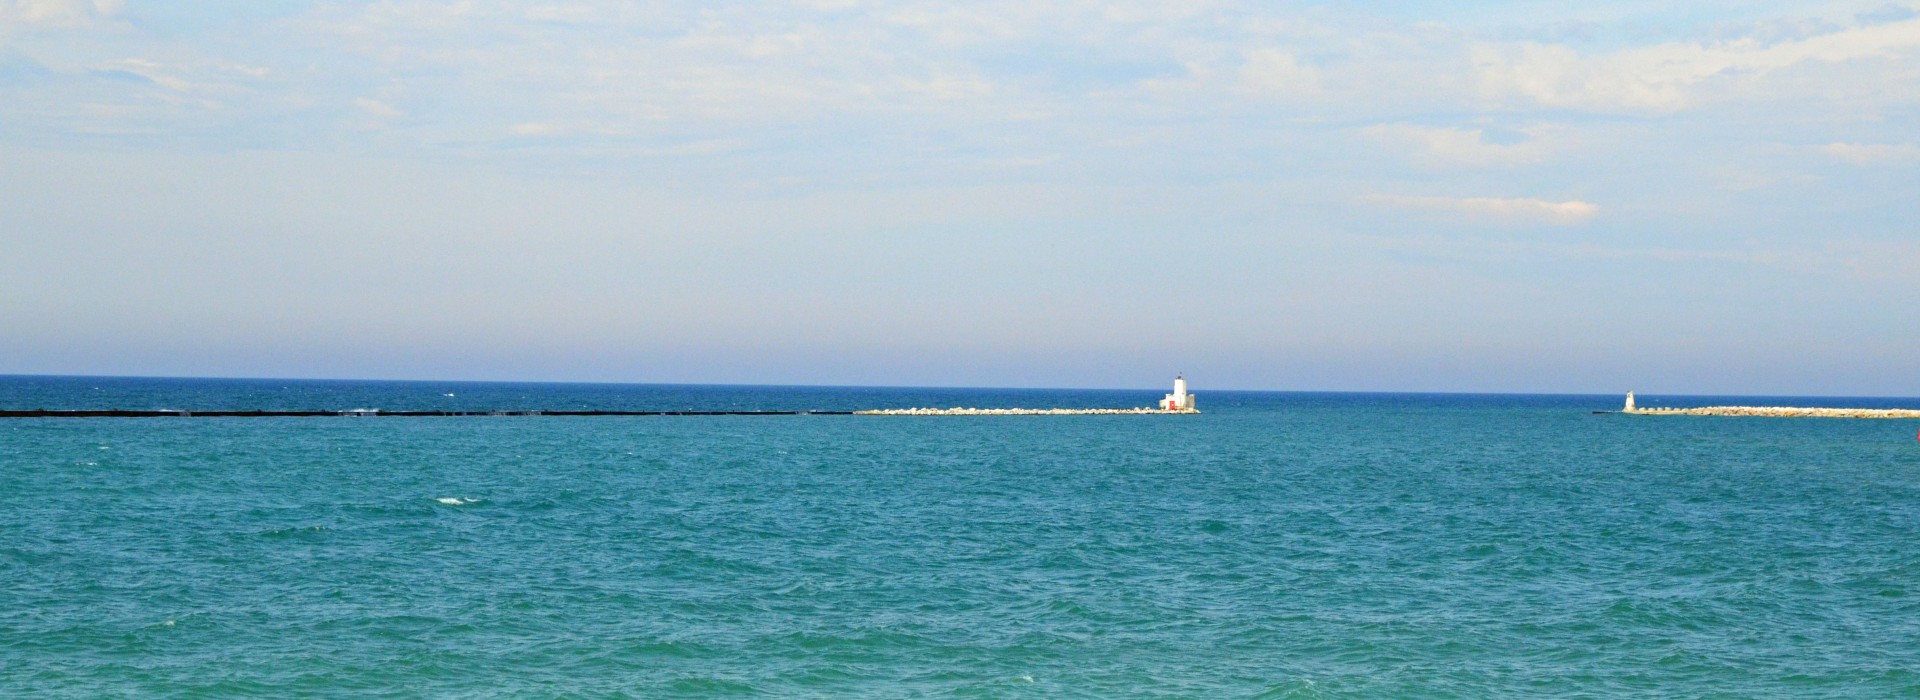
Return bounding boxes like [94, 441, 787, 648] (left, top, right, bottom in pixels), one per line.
[3, 376, 1918, 697]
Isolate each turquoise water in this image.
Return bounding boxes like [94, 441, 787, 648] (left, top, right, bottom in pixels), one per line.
[4, 377, 1919, 697]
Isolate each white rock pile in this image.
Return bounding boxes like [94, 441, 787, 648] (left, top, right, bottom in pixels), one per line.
[855, 407, 1200, 415]
[1625, 406, 1920, 419]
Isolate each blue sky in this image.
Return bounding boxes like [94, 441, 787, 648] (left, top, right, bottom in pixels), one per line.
[3, 0, 1917, 394]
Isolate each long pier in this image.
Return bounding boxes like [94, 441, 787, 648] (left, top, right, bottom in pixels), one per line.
[0, 409, 856, 418]
[5, 377, 1208, 419]
[1623, 406, 1920, 419]
[857, 407, 1198, 415]
[0, 408, 1200, 418]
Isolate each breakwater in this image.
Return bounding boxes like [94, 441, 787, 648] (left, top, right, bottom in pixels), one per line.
[0, 408, 1199, 418]
[0, 409, 855, 418]
[1624, 406, 1920, 419]
[855, 407, 1199, 415]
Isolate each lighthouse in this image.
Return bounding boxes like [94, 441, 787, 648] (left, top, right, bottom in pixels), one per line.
[1159, 375, 1195, 411]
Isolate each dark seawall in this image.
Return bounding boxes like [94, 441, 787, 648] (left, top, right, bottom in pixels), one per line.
[0, 409, 856, 418]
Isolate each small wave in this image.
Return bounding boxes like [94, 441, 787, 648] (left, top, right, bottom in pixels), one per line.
[436, 497, 481, 506]
[260, 525, 326, 538]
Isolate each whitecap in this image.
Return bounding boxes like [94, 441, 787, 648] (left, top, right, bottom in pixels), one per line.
[436, 497, 479, 506]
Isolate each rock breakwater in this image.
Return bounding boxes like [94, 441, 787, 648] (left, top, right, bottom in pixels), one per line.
[1625, 406, 1920, 419]
[855, 407, 1200, 415]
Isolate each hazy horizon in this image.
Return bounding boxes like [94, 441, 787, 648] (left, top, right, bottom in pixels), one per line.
[13, 372, 1920, 401]
[5, 1, 1918, 396]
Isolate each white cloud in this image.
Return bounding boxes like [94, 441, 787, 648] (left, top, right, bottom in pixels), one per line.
[354, 97, 403, 119]
[1474, 17, 1920, 111]
[1820, 141, 1920, 165]
[1238, 48, 1318, 95]
[1364, 194, 1599, 225]
[103, 58, 199, 92]
[899, 72, 994, 101]
[7, 0, 1920, 171]
[1360, 124, 1553, 166]
[651, 138, 747, 156]
[522, 3, 602, 25]
[0, 0, 120, 27]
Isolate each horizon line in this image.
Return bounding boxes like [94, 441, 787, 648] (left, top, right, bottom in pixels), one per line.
[4, 372, 1918, 401]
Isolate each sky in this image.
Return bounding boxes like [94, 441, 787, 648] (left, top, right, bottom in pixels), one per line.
[2, 0, 1918, 394]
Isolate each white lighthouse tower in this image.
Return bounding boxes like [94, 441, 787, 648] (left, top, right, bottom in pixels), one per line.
[1159, 375, 1196, 411]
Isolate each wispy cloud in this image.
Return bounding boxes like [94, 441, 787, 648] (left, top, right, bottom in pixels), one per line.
[650, 138, 747, 156]
[1820, 141, 1920, 165]
[1472, 16, 1920, 112]
[1359, 124, 1554, 166]
[1364, 194, 1599, 225]
[1237, 49, 1319, 96]
[354, 97, 404, 119]
[8, 0, 1919, 144]
[1355, 233, 1920, 284]
[0, 0, 121, 28]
